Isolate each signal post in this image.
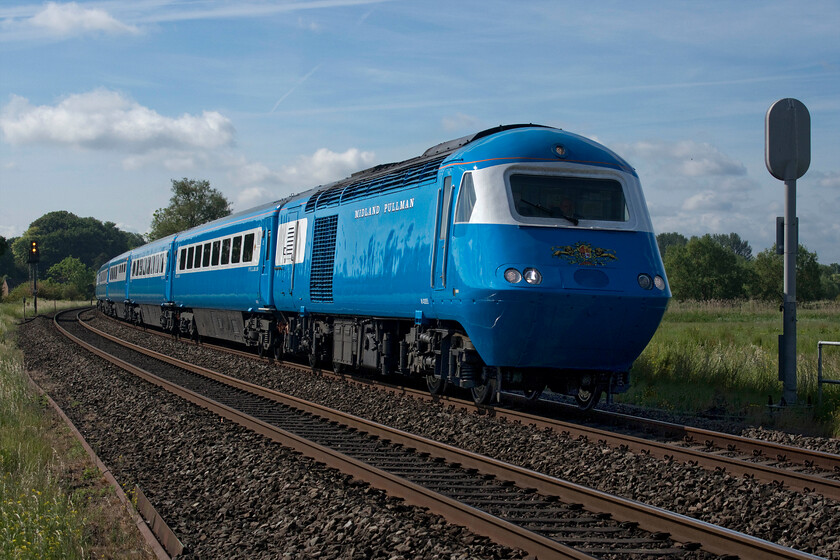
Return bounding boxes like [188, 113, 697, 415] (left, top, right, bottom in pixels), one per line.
[765, 98, 810, 406]
[28, 240, 39, 316]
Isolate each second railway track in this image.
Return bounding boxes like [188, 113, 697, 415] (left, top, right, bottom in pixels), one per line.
[100, 311, 840, 502]
[54, 308, 828, 559]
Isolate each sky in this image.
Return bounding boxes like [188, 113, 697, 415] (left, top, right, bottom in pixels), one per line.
[1, 0, 839, 264]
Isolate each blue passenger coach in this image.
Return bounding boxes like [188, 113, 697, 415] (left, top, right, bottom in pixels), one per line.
[96, 252, 130, 319]
[99, 125, 670, 409]
[168, 202, 279, 344]
[125, 235, 175, 326]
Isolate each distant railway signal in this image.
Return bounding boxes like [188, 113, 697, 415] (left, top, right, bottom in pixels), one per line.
[28, 239, 40, 263]
[28, 239, 40, 316]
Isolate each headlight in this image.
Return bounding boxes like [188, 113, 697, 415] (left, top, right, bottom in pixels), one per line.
[523, 268, 542, 285]
[654, 275, 666, 290]
[637, 273, 653, 290]
[504, 268, 522, 284]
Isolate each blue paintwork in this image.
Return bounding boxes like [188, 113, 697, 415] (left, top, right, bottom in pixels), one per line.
[105, 254, 130, 303]
[95, 263, 109, 301]
[443, 225, 667, 369]
[127, 235, 175, 305]
[100, 125, 670, 383]
[171, 202, 280, 311]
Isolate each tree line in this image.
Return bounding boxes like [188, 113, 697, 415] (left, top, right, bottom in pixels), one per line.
[658, 232, 840, 302]
[0, 179, 230, 301]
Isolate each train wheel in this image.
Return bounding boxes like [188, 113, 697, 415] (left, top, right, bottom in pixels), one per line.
[426, 374, 447, 396]
[574, 376, 602, 410]
[470, 377, 497, 405]
[523, 386, 545, 401]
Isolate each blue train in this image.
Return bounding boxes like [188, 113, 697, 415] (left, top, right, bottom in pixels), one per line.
[96, 124, 670, 408]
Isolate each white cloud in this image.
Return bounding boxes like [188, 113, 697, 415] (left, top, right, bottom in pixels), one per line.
[281, 147, 375, 186]
[296, 16, 322, 32]
[618, 139, 746, 179]
[1, 90, 235, 152]
[811, 170, 840, 190]
[27, 2, 139, 37]
[235, 186, 275, 209]
[224, 148, 377, 210]
[442, 112, 480, 132]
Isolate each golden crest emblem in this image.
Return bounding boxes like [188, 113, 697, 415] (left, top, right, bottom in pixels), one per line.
[552, 242, 617, 266]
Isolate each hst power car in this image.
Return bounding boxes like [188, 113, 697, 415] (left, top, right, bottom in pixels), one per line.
[97, 124, 670, 408]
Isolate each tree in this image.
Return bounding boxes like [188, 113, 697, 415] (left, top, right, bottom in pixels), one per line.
[656, 232, 687, 258]
[0, 236, 6, 257]
[820, 263, 840, 301]
[148, 178, 231, 240]
[47, 256, 95, 298]
[10, 212, 144, 275]
[0, 237, 21, 285]
[663, 235, 750, 300]
[749, 245, 824, 302]
[711, 232, 753, 261]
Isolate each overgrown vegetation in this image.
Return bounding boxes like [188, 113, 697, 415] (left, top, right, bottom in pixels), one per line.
[621, 300, 840, 435]
[0, 302, 150, 558]
[0, 303, 88, 558]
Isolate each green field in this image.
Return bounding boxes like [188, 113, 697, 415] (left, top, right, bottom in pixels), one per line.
[620, 300, 840, 435]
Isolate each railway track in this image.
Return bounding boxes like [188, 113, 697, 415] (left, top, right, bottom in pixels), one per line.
[98, 312, 840, 502]
[58, 308, 823, 559]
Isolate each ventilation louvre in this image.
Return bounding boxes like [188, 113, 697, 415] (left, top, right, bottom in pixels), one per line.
[310, 215, 339, 303]
[304, 155, 445, 213]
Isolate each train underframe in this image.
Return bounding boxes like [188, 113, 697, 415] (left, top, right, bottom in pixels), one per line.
[102, 300, 625, 409]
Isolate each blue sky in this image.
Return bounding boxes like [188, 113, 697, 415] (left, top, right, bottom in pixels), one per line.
[1, 0, 838, 264]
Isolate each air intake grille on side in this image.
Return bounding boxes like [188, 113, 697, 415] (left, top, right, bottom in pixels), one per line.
[310, 215, 339, 303]
[339, 155, 444, 206]
[304, 155, 446, 213]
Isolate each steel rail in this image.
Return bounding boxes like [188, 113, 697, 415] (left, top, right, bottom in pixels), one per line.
[96, 311, 840, 500]
[293, 366, 840, 500]
[62, 311, 590, 559]
[584, 405, 840, 472]
[70, 311, 823, 560]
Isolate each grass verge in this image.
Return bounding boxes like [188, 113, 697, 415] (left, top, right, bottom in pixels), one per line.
[620, 300, 840, 435]
[0, 301, 152, 559]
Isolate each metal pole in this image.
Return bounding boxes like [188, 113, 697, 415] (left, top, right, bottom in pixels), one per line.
[33, 264, 38, 316]
[818, 342, 823, 408]
[782, 178, 797, 405]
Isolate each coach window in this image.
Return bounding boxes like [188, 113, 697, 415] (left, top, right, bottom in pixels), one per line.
[231, 236, 242, 264]
[221, 238, 231, 265]
[186, 247, 195, 269]
[179, 249, 187, 271]
[203, 243, 212, 267]
[193, 246, 202, 269]
[243, 233, 255, 263]
[212, 241, 221, 266]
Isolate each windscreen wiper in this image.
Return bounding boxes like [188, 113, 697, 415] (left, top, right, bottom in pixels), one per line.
[520, 199, 579, 225]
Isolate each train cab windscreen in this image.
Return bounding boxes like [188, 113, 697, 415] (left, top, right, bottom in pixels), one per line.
[509, 174, 628, 224]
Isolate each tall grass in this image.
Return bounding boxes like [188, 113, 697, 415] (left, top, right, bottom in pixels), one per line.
[0, 302, 89, 558]
[621, 300, 840, 435]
